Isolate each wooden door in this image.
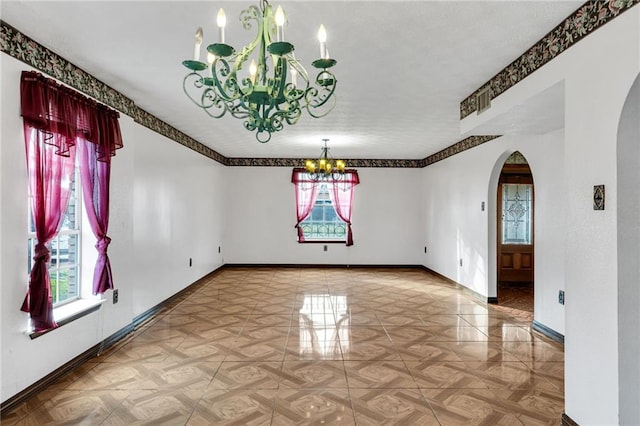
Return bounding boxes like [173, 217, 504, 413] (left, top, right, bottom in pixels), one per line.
[497, 164, 534, 284]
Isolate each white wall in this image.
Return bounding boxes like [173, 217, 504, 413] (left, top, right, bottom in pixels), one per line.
[617, 73, 640, 426]
[0, 54, 225, 403]
[223, 167, 425, 265]
[461, 7, 640, 424]
[130, 125, 225, 316]
[421, 131, 566, 336]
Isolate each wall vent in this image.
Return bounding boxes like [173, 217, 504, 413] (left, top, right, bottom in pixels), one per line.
[477, 87, 491, 114]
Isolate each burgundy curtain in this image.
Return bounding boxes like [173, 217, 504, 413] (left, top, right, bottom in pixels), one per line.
[20, 71, 123, 329]
[327, 171, 360, 246]
[20, 126, 76, 331]
[291, 168, 319, 242]
[77, 104, 122, 294]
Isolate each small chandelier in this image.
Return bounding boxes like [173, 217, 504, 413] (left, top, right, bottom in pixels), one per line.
[182, 0, 338, 143]
[304, 139, 346, 181]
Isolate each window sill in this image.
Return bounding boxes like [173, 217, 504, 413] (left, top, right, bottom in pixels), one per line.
[299, 240, 346, 244]
[28, 298, 105, 339]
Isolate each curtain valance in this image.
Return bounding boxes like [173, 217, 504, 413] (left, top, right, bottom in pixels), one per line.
[20, 71, 123, 160]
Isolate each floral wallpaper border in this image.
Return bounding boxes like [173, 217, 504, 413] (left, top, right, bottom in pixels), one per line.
[460, 0, 639, 119]
[226, 157, 425, 168]
[225, 136, 500, 168]
[423, 135, 502, 166]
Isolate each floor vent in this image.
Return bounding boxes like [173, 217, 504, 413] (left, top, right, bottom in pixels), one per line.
[477, 86, 492, 114]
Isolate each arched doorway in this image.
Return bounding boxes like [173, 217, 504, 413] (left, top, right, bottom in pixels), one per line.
[617, 73, 639, 425]
[496, 151, 534, 317]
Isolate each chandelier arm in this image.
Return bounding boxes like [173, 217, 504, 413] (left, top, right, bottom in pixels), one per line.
[274, 97, 302, 125]
[282, 54, 310, 102]
[270, 56, 287, 100]
[211, 58, 248, 102]
[183, 72, 207, 106]
[304, 89, 336, 118]
[310, 70, 337, 106]
[228, 100, 251, 119]
[258, 7, 276, 86]
[199, 87, 228, 118]
[286, 54, 310, 84]
[235, 5, 268, 78]
[306, 94, 337, 118]
[244, 115, 258, 132]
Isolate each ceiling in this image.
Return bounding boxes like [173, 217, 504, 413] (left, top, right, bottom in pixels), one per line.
[0, 1, 581, 160]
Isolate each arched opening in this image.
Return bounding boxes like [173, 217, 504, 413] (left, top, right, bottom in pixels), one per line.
[617, 72, 640, 425]
[495, 151, 534, 319]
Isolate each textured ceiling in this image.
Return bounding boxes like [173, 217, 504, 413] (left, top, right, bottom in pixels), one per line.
[0, 1, 581, 159]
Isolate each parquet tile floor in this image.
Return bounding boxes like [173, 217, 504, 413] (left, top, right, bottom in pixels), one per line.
[2, 267, 563, 425]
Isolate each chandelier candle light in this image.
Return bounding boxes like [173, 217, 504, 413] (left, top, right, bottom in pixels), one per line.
[182, 0, 338, 143]
[305, 139, 346, 181]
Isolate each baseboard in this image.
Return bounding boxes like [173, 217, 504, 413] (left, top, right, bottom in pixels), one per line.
[421, 266, 496, 304]
[224, 263, 426, 269]
[532, 320, 565, 344]
[0, 267, 223, 416]
[561, 413, 580, 426]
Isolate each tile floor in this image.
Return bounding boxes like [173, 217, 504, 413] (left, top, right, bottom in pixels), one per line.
[2, 267, 564, 425]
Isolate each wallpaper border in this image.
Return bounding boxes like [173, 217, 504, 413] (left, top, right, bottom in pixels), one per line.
[460, 0, 639, 119]
[215, 136, 501, 168]
[424, 135, 502, 166]
[225, 157, 425, 168]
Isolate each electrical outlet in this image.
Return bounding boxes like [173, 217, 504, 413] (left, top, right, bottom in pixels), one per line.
[189, 258, 192, 267]
[323, 245, 328, 252]
[113, 289, 119, 304]
[559, 290, 565, 305]
[481, 201, 485, 211]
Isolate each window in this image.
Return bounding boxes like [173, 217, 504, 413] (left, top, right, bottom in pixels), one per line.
[300, 183, 347, 241]
[292, 168, 359, 246]
[21, 71, 122, 333]
[27, 167, 82, 306]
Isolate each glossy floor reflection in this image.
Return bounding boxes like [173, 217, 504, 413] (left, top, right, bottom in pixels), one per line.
[2, 268, 564, 425]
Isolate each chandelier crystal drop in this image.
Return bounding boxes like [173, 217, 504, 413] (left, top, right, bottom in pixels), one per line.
[182, 0, 338, 143]
[304, 139, 346, 181]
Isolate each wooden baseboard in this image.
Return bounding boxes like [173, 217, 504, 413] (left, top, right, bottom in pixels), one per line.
[562, 413, 580, 426]
[532, 320, 565, 344]
[0, 267, 222, 416]
[224, 263, 426, 269]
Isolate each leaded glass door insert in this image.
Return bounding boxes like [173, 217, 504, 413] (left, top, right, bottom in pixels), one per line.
[501, 184, 532, 245]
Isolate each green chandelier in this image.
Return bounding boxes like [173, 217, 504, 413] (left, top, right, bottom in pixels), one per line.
[182, 0, 338, 143]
